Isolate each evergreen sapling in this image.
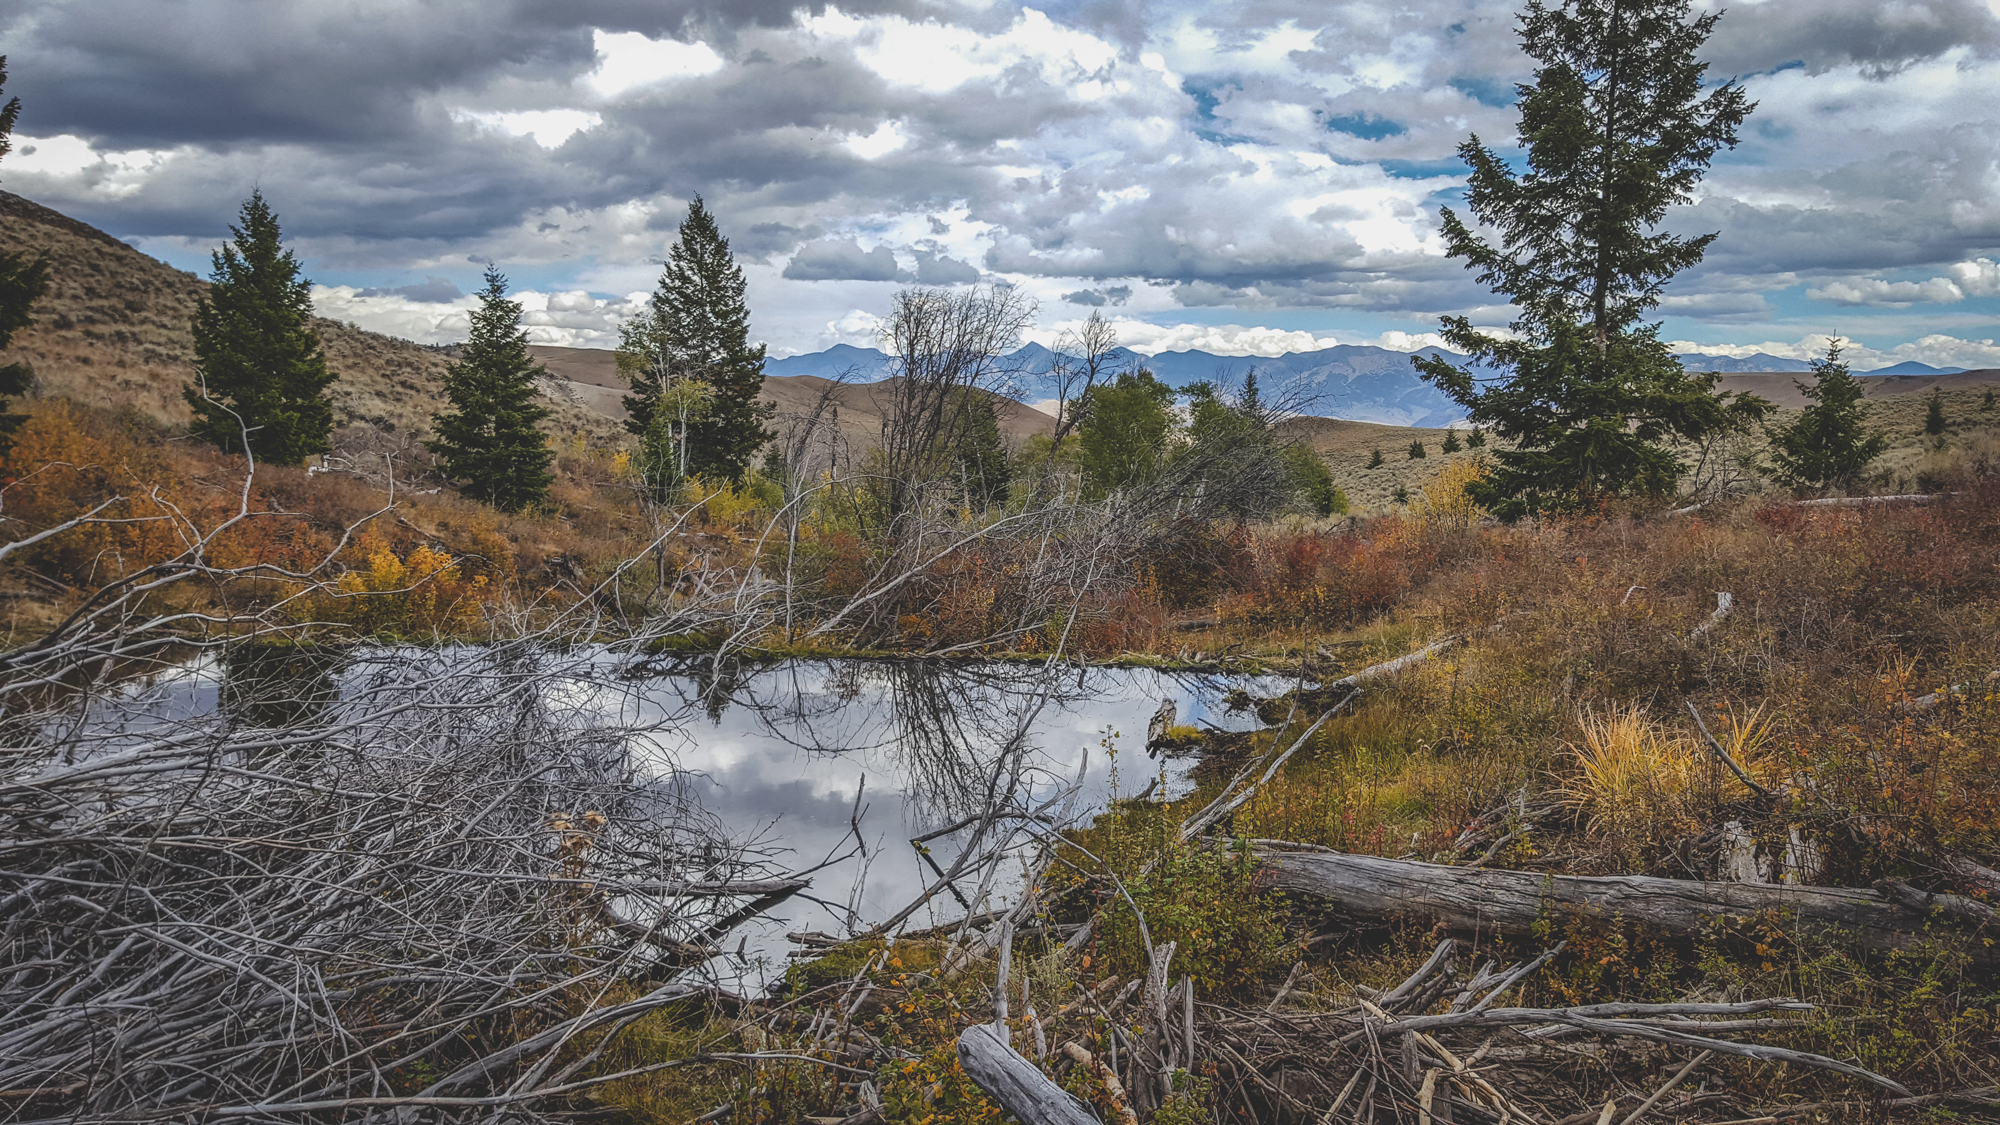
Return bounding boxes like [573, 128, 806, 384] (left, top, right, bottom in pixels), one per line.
[619, 197, 772, 484]
[1764, 342, 1886, 492]
[427, 268, 555, 512]
[185, 192, 336, 464]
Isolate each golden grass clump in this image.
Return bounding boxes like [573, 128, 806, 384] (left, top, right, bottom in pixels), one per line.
[1561, 704, 1700, 836]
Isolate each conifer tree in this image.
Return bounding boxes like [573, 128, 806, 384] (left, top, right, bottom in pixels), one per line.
[1441, 430, 1463, 454]
[1408, 440, 1427, 460]
[1765, 343, 1886, 492]
[0, 57, 51, 452]
[1415, 0, 1766, 518]
[427, 268, 555, 512]
[185, 192, 336, 464]
[1924, 388, 1947, 436]
[1366, 449, 1385, 469]
[618, 197, 771, 482]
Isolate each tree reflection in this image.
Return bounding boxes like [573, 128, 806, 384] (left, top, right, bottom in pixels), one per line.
[219, 643, 343, 733]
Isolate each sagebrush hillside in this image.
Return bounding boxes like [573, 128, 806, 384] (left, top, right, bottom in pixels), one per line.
[0, 191, 620, 444]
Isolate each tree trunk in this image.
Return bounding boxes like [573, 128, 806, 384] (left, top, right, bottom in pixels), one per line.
[1258, 850, 1995, 959]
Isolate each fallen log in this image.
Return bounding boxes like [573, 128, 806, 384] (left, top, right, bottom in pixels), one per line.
[1257, 849, 1994, 959]
[955, 1024, 1102, 1125]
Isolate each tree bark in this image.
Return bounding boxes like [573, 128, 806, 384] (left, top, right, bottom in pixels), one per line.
[1258, 850, 1995, 959]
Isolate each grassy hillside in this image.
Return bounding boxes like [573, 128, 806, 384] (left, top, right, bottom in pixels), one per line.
[1288, 381, 2000, 515]
[0, 191, 621, 445]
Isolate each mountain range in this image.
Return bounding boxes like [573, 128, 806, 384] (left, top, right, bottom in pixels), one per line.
[768, 344, 1966, 428]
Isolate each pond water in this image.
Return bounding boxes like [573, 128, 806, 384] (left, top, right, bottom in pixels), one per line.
[59, 648, 1290, 991]
[622, 658, 1285, 987]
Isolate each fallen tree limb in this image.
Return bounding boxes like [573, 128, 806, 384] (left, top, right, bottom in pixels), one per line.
[1257, 849, 1995, 960]
[1385, 1004, 1904, 1096]
[956, 1025, 1100, 1125]
[1792, 493, 1942, 508]
[1328, 634, 1466, 690]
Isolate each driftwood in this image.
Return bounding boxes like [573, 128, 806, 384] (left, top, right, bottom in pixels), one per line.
[956, 1025, 1101, 1125]
[1258, 849, 1995, 958]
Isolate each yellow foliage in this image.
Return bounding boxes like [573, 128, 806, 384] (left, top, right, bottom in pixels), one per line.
[312, 534, 489, 634]
[681, 479, 771, 531]
[1413, 457, 1489, 530]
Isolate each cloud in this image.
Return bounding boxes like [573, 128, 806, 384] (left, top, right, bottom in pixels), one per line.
[4, 0, 1996, 361]
[582, 30, 725, 99]
[1950, 257, 2000, 296]
[312, 284, 644, 348]
[1071, 320, 1342, 357]
[1061, 285, 1132, 306]
[356, 276, 466, 303]
[783, 238, 906, 282]
[1663, 333, 2000, 372]
[1807, 276, 1966, 306]
[911, 250, 980, 285]
[450, 108, 602, 149]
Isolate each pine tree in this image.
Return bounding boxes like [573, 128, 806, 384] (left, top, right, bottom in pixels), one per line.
[1408, 440, 1427, 460]
[618, 197, 771, 483]
[1466, 428, 1487, 448]
[1924, 388, 1947, 436]
[427, 268, 555, 512]
[0, 57, 51, 452]
[1765, 343, 1886, 492]
[185, 192, 336, 464]
[1441, 430, 1463, 454]
[1366, 449, 1385, 469]
[1414, 0, 1765, 519]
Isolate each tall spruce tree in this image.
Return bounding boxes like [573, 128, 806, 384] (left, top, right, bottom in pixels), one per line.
[0, 57, 52, 452]
[618, 196, 771, 483]
[1414, 0, 1766, 519]
[1765, 342, 1885, 492]
[185, 192, 336, 464]
[427, 268, 555, 512]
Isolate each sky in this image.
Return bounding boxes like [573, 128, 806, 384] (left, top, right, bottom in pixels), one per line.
[2, 0, 1998, 370]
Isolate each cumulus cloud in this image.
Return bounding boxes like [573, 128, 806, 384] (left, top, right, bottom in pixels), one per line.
[1807, 277, 1966, 306]
[311, 284, 644, 348]
[1950, 257, 2000, 297]
[783, 238, 905, 282]
[1664, 333, 2000, 372]
[2, 0, 1996, 364]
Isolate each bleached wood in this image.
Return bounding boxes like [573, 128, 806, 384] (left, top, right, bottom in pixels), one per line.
[954, 1025, 1101, 1125]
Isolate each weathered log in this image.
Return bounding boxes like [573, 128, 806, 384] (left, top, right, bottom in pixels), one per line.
[1258, 850, 1993, 959]
[956, 1024, 1101, 1125]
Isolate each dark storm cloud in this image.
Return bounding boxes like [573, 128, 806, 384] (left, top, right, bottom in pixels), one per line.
[1702, 0, 2000, 76]
[5, 0, 1996, 358]
[0, 0, 939, 146]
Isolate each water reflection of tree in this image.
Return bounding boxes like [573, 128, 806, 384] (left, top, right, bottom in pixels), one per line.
[713, 659, 1100, 823]
[219, 643, 343, 732]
